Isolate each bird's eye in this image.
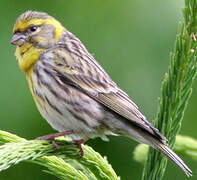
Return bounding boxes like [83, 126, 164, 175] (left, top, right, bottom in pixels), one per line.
[29, 25, 37, 32]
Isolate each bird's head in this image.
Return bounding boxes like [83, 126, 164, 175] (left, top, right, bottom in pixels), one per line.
[11, 11, 65, 72]
[11, 11, 64, 49]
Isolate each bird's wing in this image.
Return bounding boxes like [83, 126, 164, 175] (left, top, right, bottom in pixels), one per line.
[51, 44, 166, 141]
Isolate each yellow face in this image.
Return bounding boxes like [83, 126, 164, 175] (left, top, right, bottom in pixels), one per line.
[12, 18, 64, 46]
[11, 11, 64, 72]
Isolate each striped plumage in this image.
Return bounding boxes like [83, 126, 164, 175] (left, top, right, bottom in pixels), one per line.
[11, 11, 192, 176]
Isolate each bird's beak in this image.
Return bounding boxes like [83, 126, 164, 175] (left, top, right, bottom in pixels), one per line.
[10, 33, 26, 47]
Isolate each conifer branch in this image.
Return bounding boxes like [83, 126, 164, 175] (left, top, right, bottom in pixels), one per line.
[0, 130, 119, 180]
[142, 1, 197, 179]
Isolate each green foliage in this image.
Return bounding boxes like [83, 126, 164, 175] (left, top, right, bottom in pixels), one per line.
[142, 1, 197, 179]
[0, 130, 119, 180]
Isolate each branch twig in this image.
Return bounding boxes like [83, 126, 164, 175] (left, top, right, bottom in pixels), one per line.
[142, 1, 197, 179]
[0, 130, 119, 180]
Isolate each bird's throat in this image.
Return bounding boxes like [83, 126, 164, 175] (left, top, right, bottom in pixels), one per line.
[15, 43, 44, 73]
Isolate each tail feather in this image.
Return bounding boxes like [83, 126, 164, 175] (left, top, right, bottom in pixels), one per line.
[155, 143, 192, 177]
[121, 117, 192, 176]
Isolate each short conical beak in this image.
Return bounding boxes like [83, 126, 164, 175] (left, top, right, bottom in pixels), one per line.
[10, 33, 26, 47]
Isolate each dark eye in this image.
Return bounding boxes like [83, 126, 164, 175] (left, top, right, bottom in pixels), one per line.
[29, 25, 37, 32]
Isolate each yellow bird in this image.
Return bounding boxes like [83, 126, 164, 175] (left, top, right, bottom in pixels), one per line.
[11, 11, 192, 177]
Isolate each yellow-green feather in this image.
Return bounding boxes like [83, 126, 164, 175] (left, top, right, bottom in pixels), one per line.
[14, 18, 64, 41]
[14, 18, 64, 74]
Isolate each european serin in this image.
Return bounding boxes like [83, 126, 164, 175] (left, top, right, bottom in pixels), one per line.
[10, 11, 192, 177]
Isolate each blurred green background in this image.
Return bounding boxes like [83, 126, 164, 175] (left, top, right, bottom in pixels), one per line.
[0, 0, 196, 179]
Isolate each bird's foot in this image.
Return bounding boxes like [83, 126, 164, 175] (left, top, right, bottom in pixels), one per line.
[73, 138, 88, 157]
[36, 131, 73, 150]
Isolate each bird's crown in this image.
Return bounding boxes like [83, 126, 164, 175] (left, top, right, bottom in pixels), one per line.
[12, 11, 64, 42]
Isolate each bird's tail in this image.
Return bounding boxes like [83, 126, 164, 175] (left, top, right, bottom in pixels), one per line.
[125, 125, 192, 177]
[151, 140, 192, 177]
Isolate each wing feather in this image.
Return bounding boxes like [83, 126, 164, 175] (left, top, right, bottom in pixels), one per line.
[49, 41, 166, 141]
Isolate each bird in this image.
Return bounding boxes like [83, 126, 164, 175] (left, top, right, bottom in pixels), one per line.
[10, 11, 192, 177]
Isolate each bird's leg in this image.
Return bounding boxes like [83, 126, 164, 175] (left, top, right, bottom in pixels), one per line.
[73, 138, 88, 157]
[36, 131, 73, 150]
